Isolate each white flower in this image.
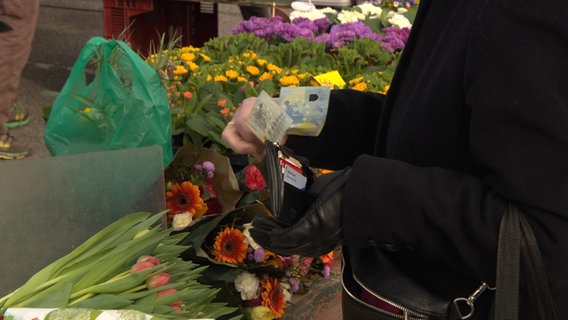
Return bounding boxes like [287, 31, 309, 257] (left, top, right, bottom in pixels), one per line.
[242, 223, 261, 250]
[290, 8, 327, 21]
[280, 283, 293, 302]
[356, 2, 382, 18]
[172, 212, 192, 231]
[387, 11, 411, 28]
[283, 287, 292, 302]
[337, 10, 366, 23]
[234, 271, 260, 301]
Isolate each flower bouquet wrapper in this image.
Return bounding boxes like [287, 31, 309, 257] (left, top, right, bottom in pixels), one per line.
[178, 203, 280, 269]
[164, 142, 243, 221]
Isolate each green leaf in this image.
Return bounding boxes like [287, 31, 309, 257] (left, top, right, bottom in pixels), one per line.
[71, 267, 159, 298]
[13, 281, 73, 309]
[72, 227, 169, 292]
[71, 294, 134, 309]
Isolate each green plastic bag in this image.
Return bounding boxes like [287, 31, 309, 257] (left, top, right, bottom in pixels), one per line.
[45, 37, 173, 166]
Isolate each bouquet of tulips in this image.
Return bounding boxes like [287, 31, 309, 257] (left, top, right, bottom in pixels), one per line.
[0, 211, 239, 320]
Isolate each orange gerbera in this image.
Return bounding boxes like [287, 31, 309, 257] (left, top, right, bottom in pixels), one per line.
[166, 181, 207, 220]
[260, 277, 286, 318]
[212, 227, 248, 264]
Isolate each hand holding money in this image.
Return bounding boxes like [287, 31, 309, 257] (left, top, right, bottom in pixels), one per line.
[222, 87, 330, 159]
[221, 97, 269, 160]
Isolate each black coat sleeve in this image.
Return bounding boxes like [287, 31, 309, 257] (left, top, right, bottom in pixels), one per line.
[285, 89, 384, 170]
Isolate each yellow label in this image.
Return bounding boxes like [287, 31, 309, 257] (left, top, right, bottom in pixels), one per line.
[314, 71, 346, 88]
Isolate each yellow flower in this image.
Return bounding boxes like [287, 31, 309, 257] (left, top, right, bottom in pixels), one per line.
[352, 82, 367, 92]
[349, 76, 364, 85]
[279, 75, 300, 87]
[267, 63, 282, 73]
[246, 65, 260, 76]
[242, 52, 258, 60]
[173, 65, 188, 75]
[380, 85, 390, 94]
[225, 69, 239, 79]
[83, 107, 92, 113]
[249, 306, 273, 320]
[237, 76, 247, 82]
[200, 53, 211, 62]
[256, 58, 267, 67]
[180, 47, 191, 53]
[207, 74, 212, 81]
[180, 52, 196, 61]
[214, 75, 229, 82]
[259, 72, 273, 81]
[187, 61, 199, 71]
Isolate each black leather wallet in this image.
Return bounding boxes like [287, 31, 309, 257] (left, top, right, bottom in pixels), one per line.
[259, 140, 314, 226]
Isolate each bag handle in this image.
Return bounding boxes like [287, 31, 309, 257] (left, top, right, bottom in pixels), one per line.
[494, 203, 556, 319]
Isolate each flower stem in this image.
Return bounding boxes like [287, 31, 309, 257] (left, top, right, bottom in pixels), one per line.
[68, 270, 131, 300]
[119, 284, 147, 295]
[68, 293, 95, 306]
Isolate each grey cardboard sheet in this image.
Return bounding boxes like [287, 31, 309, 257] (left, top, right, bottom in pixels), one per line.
[0, 146, 166, 295]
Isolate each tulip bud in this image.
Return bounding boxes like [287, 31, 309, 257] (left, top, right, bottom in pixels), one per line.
[157, 288, 177, 296]
[157, 288, 183, 310]
[170, 300, 184, 312]
[136, 255, 160, 266]
[133, 228, 149, 239]
[131, 260, 155, 273]
[146, 273, 171, 289]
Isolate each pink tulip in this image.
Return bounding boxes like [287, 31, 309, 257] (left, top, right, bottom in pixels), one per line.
[157, 288, 177, 296]
[131, 260, 155, 273]
[157, 288, 184, 310]
[146, 273, 171, 289]
[170, 300, 184, 312]
[136, 255, 160, 266]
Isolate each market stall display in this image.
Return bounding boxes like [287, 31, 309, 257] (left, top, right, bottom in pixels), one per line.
[7, 1, 418, 319]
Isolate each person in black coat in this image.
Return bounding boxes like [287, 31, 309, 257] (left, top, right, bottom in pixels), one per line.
[222, 0, 568, 318]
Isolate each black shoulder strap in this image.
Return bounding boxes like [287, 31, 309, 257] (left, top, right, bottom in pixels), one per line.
[494, 203, 557, 319]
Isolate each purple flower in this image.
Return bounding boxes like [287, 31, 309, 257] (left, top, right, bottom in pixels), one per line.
[279, 255, 292, 268]
[254, 247, 266, 262]
[379, 27, 411, 52]
[313, 17, 331, 33]
[327, 21, 379, 48]
[291, 17, 319, 33]
[232, 16, 285, 38]
[202, 161, 215, 172]
[322, 265, 331, 278]
[289, 278, 300, 293]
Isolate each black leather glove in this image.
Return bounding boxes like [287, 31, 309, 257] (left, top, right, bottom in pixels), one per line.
[250, 168, 351, 257]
